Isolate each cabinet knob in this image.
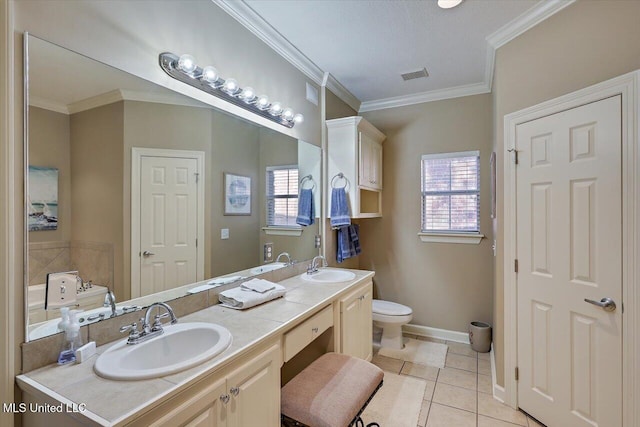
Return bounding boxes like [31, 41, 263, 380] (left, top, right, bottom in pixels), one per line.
[220, 394, 230, 404]
[230, 387, 240, 396]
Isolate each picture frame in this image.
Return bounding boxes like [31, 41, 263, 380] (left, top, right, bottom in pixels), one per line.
[224, 172, 251, 215]
[28, 166, 59, 231]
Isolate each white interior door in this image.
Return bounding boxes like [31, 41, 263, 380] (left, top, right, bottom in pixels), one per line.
[516, 95, 622, 427]
[139, 155, 199, 295]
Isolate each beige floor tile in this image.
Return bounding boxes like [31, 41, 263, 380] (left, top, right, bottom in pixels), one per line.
[426, 403, 476, 427]
[437, 366, 477, 390]
[416, 335, 446, 344]
[417, 400, 431, 427]
[446, 341, 478, 358]
[478, 373, 493, 394]
[478, 358, 492, 375]
[446, 353, 478, 372]
[432, 382, 477, 413]
[372, 354, 404, 374]
[527, 416, 546, 427]
[401, 361, 440, 381]
[479, 415, 524, 426]
[478, 393, 528, 426]
[478, 351, 491, 361]
[423, 380, 437, 401]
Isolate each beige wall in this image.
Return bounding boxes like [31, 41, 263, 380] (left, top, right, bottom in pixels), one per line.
[70, 102, 124, 298]
[492, 0, 640, 386]
[28, 107, 70, 243]
[361, 94, 493, 331]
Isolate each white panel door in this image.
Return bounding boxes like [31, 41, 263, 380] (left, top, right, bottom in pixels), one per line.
[516, 95, 622, 427]
[140, 155, 199, 295]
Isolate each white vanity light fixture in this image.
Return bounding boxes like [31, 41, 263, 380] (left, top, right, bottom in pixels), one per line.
[159, 52, 304, 128]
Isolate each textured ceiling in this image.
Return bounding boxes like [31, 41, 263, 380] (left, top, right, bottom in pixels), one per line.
[244, 0, 539, 103]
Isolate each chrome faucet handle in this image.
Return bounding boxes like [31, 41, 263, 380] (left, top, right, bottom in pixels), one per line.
[119, 322, 141, 341]
[151, 313, 171, 331]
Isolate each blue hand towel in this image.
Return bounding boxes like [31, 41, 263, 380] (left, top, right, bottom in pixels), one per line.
[296, 188, 315, 226]
[330, 187, 351, 228]
[337, 224, 361, 263]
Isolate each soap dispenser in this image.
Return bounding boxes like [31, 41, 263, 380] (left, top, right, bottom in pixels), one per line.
[57, 306, 70, 333]
[57, 309, 83, 365]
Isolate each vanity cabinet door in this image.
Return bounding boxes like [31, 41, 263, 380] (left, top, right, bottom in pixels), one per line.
[128, 376, 227, 427]
[340, 281, 373, 361]
[226, 343, 281, 427]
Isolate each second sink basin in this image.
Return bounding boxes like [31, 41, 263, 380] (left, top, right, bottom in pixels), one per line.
[94, 322, 232, 381]
[249, 262, 286, 275]
[301, 269, 356, 283]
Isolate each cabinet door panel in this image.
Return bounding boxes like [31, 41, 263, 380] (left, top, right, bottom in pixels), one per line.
[227, 344, 280, 427]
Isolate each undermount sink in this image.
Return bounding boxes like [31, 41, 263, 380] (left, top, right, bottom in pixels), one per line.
[250, 262, 286, 275]
[94, 322, 232, 381]
[300, 269, 356, 283]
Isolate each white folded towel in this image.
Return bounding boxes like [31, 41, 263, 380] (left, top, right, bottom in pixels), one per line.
[209, 275, 244, 285]
[240, 278, 276, 293]
[219, 283, 286, 310]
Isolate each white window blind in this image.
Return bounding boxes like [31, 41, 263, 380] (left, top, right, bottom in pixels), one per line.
[421, 151, 480, 233]
[266, 166, 299, 227]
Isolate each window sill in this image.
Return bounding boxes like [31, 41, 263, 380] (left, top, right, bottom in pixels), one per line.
[418, 232, 484, 245]
[262, 226, 303, 237]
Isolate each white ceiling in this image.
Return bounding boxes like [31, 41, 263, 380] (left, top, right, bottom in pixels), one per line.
[216, 0, 575, 111]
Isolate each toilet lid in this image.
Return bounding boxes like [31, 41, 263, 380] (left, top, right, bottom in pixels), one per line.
[372, 299, 412, 316]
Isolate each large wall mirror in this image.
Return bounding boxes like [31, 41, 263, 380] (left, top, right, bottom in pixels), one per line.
[25, 34, 322, 341]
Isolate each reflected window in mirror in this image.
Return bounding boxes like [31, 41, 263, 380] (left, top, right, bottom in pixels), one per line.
[266, 166, 299, 227]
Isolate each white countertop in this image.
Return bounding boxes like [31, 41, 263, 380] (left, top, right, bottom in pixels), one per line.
[16, 268, 374, 426]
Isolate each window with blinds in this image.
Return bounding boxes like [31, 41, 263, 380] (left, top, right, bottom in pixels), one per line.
[421, 151, 480, 233]
[266, 165, 299, 227]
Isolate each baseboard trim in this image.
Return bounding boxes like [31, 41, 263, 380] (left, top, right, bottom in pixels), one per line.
[490, 343, 506, 403]
[403, 324, 470, 344]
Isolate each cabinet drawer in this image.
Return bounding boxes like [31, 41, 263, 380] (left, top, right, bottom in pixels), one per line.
[283, 305, 333, 362]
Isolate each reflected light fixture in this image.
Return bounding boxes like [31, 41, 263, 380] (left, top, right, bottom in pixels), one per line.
[438, 0, 463, 8]
[159, 52, 304, 128]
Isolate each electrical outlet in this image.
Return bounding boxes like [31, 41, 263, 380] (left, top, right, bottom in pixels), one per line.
[221, 228, 229, 240]
[314, 234, 321, 248]
[264, 243, 273, 262]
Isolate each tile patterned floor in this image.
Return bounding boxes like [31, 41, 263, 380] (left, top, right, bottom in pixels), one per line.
[371, 334, 546, 427]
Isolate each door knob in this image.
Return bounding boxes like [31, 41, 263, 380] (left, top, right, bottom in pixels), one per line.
[142, 251, 155, 257]
[584, 297, 617, 312]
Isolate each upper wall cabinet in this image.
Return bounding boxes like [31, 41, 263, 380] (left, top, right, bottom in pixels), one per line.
[327, 117, 386, 218]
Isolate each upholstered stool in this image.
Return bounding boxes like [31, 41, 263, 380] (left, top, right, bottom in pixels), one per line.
[281, 353, 384, 427]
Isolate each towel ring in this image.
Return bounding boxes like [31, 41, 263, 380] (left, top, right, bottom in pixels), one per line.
[331, 173, 349, 191]
[299, 175, 316, 191]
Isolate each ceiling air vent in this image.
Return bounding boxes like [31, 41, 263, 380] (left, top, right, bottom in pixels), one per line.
[401, 68, 429, 81]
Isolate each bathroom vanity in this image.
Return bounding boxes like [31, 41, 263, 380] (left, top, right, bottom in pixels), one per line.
[16, 269, 374, 427]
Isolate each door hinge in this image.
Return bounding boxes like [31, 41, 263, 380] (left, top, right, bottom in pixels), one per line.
[514, 259, 519, 273]
[194, 172, 199, 183]
[508, 148, 518, 165]
[515, 367, 519, 381]
[196, 238, 198, 248]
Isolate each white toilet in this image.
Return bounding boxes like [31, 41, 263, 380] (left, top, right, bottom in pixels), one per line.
[372, 299, 413, 350]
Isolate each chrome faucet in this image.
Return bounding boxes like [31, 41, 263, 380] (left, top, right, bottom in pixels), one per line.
[307, 255, 327, 274]
[120, 302, 178, 345]
[276, 252, 292, 265]
[103, 290, 117, 318]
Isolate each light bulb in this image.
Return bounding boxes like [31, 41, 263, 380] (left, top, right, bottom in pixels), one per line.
[201, 66, 219, 84]
[222, 78, 239, 94]
[240, 87, 256, 102]
[437, 0, 462, 8]
[293, 114, 304, 124]
[256, 95, 270, 110]
[269, 102, 283, 116]
[177, 54, 197, 74]
[282, 108, 295, 121]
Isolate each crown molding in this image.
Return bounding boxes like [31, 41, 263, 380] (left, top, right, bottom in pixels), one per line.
[214, 0, 575, 113]
[67, 89, 123, 114]
[325, 73, 360, 112]
[29, 96, 69, 115]
[486, 0, 576, 50]
[359, 82, 490, 112]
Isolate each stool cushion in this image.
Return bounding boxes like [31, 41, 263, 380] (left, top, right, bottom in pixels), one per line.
[281, 353, 384, 427]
